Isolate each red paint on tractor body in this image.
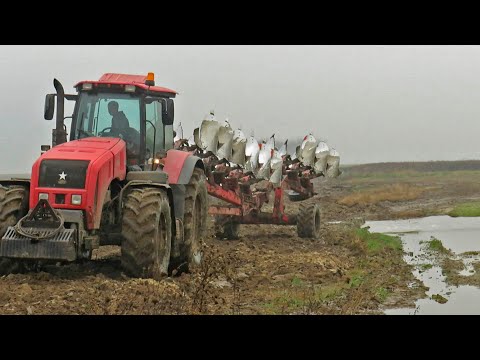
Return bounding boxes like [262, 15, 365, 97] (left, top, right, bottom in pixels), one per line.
[163, 149, 193, 184]
[30, 137, 127, 230]
[75, 73, 177, 97]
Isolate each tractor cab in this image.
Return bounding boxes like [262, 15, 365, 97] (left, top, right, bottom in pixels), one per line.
[45, 73, 176, 168]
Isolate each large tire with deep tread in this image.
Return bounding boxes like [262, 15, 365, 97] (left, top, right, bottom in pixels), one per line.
[297, 202, 321, 239]
[121, 187, 172, 280]
[214, 217, 240, 240]
[0, 185, 29, 274]
[170, 168, 208, 273]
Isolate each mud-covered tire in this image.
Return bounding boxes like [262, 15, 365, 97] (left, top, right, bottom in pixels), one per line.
[170, 168, 208, 274]
[0, 185, 29, 275]
[121, 187, 172, 280]
[214, 217, 240, 240]
[297, 202, 321, 239]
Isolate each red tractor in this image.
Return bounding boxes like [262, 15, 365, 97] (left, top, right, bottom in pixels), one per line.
[0, 73, 208, 279]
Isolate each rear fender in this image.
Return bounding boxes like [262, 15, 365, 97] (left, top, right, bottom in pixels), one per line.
[164, 150, 206, 221]
[163, 149, 204, 185]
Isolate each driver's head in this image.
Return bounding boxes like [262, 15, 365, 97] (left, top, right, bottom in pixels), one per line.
[108, 101, 119, 116]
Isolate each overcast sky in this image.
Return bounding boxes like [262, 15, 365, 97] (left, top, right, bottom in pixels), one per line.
[1, 45, 480, 172]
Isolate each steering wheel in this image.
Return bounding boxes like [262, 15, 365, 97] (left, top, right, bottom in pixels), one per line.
[98, 127, 114, 137]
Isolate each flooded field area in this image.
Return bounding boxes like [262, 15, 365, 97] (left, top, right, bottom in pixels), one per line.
[366, 216, 480, 314]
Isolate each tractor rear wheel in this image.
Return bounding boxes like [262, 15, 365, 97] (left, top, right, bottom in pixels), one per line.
[0, 185, 29, 275]
[214, 217, 240, 240]
[297, 202, 321, 239]
[170, 168, 208, 274]
[121, 187, 172, 280]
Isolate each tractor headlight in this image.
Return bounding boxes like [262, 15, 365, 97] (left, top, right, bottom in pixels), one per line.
[38, 193, 49, 201]
[71, 195, 82, 205]
[125, 85, 136, 92]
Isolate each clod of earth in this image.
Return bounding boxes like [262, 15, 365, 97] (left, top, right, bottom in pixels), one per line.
[431, 294, 448, 304]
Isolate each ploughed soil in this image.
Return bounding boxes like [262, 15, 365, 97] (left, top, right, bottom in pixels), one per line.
[1, 161, 479, 315]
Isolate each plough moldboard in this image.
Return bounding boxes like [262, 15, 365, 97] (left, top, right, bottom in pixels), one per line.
[171, 112, 341, 239]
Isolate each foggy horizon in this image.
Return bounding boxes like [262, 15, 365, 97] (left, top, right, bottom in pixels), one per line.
[1, 45, 479, 172]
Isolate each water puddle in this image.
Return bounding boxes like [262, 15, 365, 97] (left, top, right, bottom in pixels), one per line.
[365, 216, 480, 315]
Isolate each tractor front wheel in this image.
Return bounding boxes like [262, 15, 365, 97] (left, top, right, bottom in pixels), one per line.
[121, 187, 172, 280]
[0, 185, 29, 275]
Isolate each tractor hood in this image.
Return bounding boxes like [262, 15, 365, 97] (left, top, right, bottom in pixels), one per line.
[41, 137, 123, 161]
[29, 137, 127, 230]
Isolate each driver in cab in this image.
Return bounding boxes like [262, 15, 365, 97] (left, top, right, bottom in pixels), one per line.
[108, 101, 130, 136]
[106, 101, 139, 158]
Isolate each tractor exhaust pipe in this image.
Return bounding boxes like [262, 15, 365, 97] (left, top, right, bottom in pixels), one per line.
[52, 78, 67, 147]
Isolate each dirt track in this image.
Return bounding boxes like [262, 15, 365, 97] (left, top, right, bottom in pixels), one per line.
[0, 216, 356, 315]
[1, 164, 479, 315]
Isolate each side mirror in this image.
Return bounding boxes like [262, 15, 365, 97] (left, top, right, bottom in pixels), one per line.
[44, 94, 55, 120]
[163, 99, 174, 125]
[40, 144, 51, 155]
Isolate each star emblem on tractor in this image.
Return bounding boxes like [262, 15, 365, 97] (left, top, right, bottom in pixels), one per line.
[59, 171, 67, 181]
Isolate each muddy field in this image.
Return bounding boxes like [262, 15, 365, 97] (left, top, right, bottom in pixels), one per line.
[2, 161, 480, 315]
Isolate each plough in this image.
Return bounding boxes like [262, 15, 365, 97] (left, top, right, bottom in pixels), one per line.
[172, 112, 340, 239]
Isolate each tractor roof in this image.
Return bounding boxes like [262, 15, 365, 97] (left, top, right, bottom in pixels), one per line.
[75, 73, 177, 98]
